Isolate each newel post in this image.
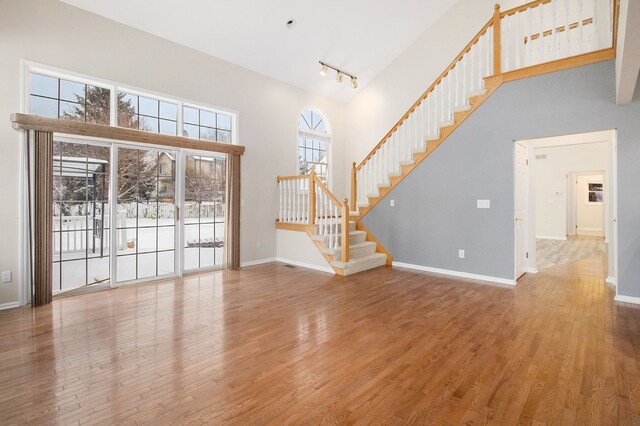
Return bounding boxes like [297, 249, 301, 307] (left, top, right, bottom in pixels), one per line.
[309, 167, 316, 225]
[492, 3, 502, 75]
[341, 198, 350, 263]
[351, 162, 357, 210]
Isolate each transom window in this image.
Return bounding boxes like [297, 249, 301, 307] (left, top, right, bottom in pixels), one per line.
[298, 109, 330, 182]
[30, 73, 110, 125]
[117, 92, 178, 136]
[27, 67, 236, 144]
[182, 106, 232, 142]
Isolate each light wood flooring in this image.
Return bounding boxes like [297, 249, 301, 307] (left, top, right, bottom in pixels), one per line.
[1, 255, 639, 424]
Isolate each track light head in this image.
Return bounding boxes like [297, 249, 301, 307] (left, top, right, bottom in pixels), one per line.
[336, 72, 344, 83]
[319, 64, 328, 76]
[351, 77, 358, 89]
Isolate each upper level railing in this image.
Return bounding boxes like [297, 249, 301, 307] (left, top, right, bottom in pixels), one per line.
[350, 0, 617, 209]
[277, 168, 351, 262]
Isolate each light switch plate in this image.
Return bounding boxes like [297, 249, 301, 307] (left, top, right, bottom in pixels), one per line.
[458, 250, 465, 259]
[477, 199, 490, 209]
[1, 271, 11, 283]
[390, 200, 395, 207]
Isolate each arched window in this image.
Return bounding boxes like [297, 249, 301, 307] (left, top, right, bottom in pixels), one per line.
[298, 109, 330, 183]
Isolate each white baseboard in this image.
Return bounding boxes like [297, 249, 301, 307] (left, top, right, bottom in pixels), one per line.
[0, 301, 20, 311]
[276, 258, 334, 274]
[392, 262, 516, 286]
[614, 294, 640, 305]
[606, 276, 616, 285]
[240, 258, 277, 267]
[536, 235, 567, 241]
[527, 267, 539, 273]
[577, 228, 604, 237]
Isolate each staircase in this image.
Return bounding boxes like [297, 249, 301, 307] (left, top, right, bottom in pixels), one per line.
[277, 0, 618, 276]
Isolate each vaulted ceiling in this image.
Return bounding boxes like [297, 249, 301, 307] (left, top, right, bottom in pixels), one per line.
[59, 0, 459, 103]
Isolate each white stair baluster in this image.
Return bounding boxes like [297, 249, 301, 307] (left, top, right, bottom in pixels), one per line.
[592, 0, 598, 51]
[278, 181, 282, 222]
[515, 11, 521, 69]
[504, 14, 510, 71]
[578, 0, 584, 54]
[565, 0, 571, 57]
[462, 54, 467, 104]
[538, 4, 544, 63]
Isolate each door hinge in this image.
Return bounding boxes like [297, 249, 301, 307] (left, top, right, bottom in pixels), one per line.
[526, 252, 529, 258]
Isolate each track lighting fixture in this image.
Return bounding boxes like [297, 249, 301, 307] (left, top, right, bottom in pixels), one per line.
[318, 61, 358, 89]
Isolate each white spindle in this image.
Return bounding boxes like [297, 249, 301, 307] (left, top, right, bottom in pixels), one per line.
[592, 0, 598, 50]
[515, 11, 521, 69]
[578, 0, 584, 54]
[551, 0, 557, 60]
[504, 15, 511, 71]
[538, 4, 544, 63]
[565, 0, 571, 57]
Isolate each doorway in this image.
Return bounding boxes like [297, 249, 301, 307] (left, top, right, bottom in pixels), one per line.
[514, 130, 617, 283]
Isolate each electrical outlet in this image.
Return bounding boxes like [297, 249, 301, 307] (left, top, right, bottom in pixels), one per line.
[1, 271, 12, 283]
[390, 200, 395, 207]
[458, 250, 465, 259]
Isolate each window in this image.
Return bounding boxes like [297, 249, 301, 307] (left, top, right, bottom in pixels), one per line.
[587, 181, 603, 204]
[27, 67, 236, 144]
[182, 106, 232, 143]
[298, 109, 330, 182]
[30, 73, 110, 125]
[117, 92, 178, 136]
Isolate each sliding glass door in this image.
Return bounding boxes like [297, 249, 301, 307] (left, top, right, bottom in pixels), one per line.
[51, 140, 226, 294]
[52, 139, 111, 292]
[183, 154, 226, 271]
[115, 146, 177, 283]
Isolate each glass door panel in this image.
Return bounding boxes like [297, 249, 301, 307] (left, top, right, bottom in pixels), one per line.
[52, 140, 110, 292]
[116, 147, 176, 282]
[184, 154, 226, 271]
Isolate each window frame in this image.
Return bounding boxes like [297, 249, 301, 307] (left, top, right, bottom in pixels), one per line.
[23, 61, 239, 145]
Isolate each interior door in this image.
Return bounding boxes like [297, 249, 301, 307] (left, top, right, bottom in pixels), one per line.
[115, 146, 178, 283]
[515, 142, 528, 279]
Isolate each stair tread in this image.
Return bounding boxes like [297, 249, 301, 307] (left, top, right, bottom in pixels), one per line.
[453, 104, 471, 113]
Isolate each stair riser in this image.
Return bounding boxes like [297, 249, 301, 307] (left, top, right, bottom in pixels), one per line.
[317, 232, 366, 247]
[327, 243, 377, 260]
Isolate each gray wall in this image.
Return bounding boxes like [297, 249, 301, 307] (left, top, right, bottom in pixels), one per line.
[363, 60, 640, 297]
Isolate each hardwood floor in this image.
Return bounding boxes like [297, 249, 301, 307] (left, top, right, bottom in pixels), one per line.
[1, 257, 639, 425]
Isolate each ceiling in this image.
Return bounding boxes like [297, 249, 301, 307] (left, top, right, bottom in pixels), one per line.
[59, 0, 459, 103]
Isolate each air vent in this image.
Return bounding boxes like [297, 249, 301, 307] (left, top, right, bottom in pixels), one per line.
[535, 154, 547, 160]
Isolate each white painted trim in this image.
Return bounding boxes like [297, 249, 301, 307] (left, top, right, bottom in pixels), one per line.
[536, 235, 567, 240]
[240, 258, 277, 267]
[0, 302, 20, 311]
[275, 258, 334, 274]
[614, 295, 640, 305]
[527, 267, 539, 273]
[606, 276, 616, 285]
[392, 262, 516, 286]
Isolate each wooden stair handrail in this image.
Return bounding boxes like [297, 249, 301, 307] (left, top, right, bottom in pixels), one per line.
[500, 0, 551, 17]
[355, 16, 495, 172]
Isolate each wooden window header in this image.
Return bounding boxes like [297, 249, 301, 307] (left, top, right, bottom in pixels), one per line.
[11, 113, 245, 156]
